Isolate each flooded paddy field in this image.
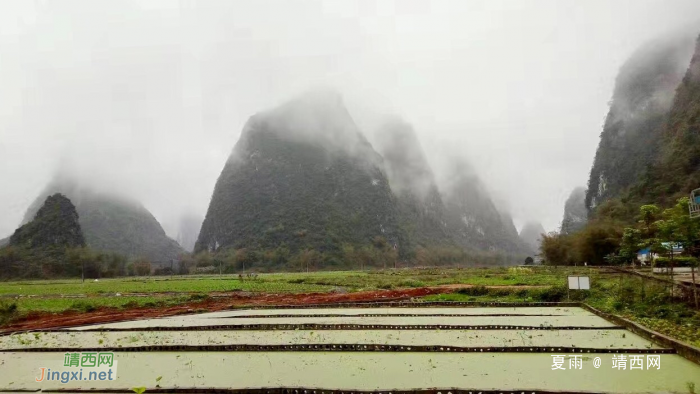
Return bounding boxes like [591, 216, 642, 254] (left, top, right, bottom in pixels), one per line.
[0, 329, 661, 350]
[2, 352, 700, 393]
[61, 306, 615, 330]
[1, 305, 699, 393]
[66, 314, 618, 330]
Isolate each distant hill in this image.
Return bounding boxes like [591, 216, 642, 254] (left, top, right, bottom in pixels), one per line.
[22, 179, 182, 263]
[197, 92, 531, 268]
[196, 91, 402, 256]
[176, 213, 202, 252]
[560, 187, 587, 235]
[373, 119, 453, 251]
[1, 193, 87, 278]
[10, 193, 85, 249]
[519, 222, 546, 254]
[440, 158, 529, 255]
[372, 118, 528, 256]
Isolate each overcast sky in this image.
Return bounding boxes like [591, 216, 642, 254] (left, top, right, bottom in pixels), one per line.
[1, 0, 699, 239]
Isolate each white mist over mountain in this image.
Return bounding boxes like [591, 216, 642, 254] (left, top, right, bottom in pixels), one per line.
[1, 0, 700, 239]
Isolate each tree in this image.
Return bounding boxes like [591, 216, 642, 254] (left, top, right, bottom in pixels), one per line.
[652, 198, 700, 279]
[372, 236, 391, 269]
[638, 204, 660, 238]
[540, 232, 575, 265]
[234, 248, 249, 272]
[618, 228, 642, 265]
[386, 245, 399, 269]
[573, 220, 622, 265]
[298, 249, 319, 272]
[178, 253, 196, 274]
[657, 198, 700, 252]
[195, 251, 214, 267]
[414, 247, 431, 267]
[67, 247, 104, 282]
[524, 256, 534, 265]
[103, 253, 127, 277]
[133, 259, 152, 276]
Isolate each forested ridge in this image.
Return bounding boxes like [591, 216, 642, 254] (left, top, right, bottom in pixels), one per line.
[544, 33, 700, 266]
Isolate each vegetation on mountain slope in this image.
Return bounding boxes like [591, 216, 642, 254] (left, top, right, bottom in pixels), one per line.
[441, 161, 528, 255]
[196, 92, 403, 264]
[10, 193, 85, 249]
[0, 193, 88, 278]
[373, 119, 457, 253]
[22, 179, 183, 264]
[196, 92, 528, 271]
[544, 34, 700, 265]
[586, 32, 696, 211]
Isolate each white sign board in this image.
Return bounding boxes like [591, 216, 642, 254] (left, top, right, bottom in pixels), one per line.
[568, 276, 590, 290]
[578, 276, 590, 290]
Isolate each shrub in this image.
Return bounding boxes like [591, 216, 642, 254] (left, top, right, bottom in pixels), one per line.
[70, 301, 97, 313]
[654, 257, 697, 267]
[398, 280, 425, 288]
[0, 301, 18, 325]
[508, 267, 533, 275]
[531, 285, 567, 302]
[457, 285, 490, 296]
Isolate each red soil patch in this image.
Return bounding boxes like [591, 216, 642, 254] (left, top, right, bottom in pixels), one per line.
[1, 287, 449, 333]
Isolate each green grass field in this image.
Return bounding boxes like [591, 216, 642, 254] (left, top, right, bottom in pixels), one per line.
[1, 266, 698, 347]
[0, 266, 590, 320]
[0, 276, 334, 296]
[0, 266, 593, 301]
[263, 266, 585, 289]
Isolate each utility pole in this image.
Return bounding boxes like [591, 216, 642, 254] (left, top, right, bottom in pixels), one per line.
[692, 263, 698, 309]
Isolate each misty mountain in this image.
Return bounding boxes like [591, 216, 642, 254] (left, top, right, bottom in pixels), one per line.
[440, 158, 529, 254]
[637, 34, 700, 205]
[586, 32, 696, 210]
[373, 119, 453, 250]
[519, 221, 546, 254]
[372, 118, 529, 255]
[22, 178, 183, 263]
[195, 90, 402, 255]
[176, 213, 203, 252]
[10, 193, 85, 249]
[560, 187, 588, 235]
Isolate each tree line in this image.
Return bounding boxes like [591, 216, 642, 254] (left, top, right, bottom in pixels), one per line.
[540, 197, 700, 268]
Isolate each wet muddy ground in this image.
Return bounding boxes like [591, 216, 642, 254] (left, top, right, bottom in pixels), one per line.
[1, 287, 446, 332]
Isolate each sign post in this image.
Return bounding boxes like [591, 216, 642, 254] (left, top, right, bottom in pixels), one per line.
[567, 276, 590, 300]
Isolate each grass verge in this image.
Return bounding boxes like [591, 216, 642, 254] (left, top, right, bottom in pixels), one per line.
[423, 276, 700, 347]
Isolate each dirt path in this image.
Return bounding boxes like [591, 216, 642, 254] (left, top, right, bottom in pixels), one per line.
[0, 285, 547, 299]
[1, 287, 446, 333]
[0, 284, 551, 333]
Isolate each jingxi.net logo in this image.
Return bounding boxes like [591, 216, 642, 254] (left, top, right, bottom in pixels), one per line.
[35, 352, 118, 384]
